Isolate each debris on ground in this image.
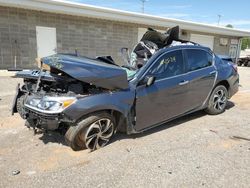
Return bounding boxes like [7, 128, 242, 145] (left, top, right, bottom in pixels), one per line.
[126, 148, 131, 152]
[209, 129, 218, 134]
[12, 170, 20, 176]
[230, 136, 250, 141]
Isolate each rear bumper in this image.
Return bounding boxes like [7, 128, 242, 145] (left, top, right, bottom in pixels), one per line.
[228, 74, 239, 98]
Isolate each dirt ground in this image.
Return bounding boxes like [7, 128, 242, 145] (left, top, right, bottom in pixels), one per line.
[0, 67, 249, 188]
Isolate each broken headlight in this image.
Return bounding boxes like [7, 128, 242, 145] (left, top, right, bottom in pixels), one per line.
[26, 96, 76, 113]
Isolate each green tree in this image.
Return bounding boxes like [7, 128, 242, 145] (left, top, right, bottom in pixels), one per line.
[226, 24, 233, 28]
[241, 38, 250, 50]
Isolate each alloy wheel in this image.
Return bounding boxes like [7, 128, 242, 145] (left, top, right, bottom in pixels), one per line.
[81, 118, 114, 151]
[213, 89, 227, 111]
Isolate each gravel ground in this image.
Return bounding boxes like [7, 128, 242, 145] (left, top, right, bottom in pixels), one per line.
[0, 67, 249, 188]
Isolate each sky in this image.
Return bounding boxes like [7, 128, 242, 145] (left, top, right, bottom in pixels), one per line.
[70, 0, 250, 31]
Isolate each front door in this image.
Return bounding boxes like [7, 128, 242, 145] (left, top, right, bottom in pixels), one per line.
[36, 26, 57, 58]
[135, 50, 189, 131]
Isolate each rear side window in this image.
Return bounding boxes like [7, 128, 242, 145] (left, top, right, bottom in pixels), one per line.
[147, 50, 184, 79]
[185, 49, 213, 71]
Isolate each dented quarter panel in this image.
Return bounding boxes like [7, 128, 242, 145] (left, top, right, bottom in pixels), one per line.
[214, 55, 239, 97]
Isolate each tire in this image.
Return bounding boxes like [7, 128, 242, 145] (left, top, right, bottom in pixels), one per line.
[65, 112, 115, 151]
[16, 95, 26, 119]
[247, 61, 250, 67]
[205, 85, 228, 115]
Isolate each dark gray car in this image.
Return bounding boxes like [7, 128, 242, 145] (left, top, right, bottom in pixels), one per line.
[12, 27, 239, 151]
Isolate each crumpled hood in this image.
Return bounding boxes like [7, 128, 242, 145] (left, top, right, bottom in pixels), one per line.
[42, 54, 129, 90]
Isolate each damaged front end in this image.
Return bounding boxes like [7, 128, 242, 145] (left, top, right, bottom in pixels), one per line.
[24, 95, 77, 130]
[12, 54, 129, 132]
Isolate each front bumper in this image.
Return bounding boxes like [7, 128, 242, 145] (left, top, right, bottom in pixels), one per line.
[25, 106, 60, 130]
[24, 106, 74, 130]
[22, 93, 78, 130]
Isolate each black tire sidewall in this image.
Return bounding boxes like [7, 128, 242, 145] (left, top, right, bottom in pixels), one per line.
[65, 112, 115, 151]
[16, 95, 26, 119]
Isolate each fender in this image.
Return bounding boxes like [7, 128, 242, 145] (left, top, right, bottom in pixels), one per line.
[63, 89, 135, 123]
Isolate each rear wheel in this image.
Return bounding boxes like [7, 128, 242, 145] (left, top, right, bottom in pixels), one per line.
[205, 85, 228, 115]
[65, 112, 115, 151]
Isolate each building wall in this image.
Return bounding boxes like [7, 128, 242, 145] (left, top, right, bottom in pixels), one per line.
[0, 6, 138, 69]
[0, 6, 241, 69]
[183, 29, 240, 56]
[213, 35, 240, 57]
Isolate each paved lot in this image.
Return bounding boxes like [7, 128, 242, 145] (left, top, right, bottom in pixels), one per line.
[0, 67, 249, 188]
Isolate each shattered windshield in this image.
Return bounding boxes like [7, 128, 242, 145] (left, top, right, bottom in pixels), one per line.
[120, 26, 180, 78]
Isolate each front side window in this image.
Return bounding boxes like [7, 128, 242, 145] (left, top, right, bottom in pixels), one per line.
[185, 49, 212, 71]
[147, 50, 184, 79]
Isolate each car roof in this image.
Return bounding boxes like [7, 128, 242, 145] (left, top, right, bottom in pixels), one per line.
[160, 45, 211, 53]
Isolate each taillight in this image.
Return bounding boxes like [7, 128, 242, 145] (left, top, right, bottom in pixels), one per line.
[232, 63, 238, 73]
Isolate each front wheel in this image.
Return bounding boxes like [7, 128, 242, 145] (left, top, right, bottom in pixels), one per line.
[65, 112, 115, 151]
[16, 95, 26, 119]
[205, 85, 228, 115]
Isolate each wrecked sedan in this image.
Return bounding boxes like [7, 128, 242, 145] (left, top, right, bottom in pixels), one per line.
[12, 26, 239, 151]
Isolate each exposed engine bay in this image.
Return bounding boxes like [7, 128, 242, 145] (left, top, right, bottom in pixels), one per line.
[18, 69, 107, 96]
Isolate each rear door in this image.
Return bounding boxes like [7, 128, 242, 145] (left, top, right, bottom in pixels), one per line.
[135, 49, 190, 131]
[184, 49, 216, 110]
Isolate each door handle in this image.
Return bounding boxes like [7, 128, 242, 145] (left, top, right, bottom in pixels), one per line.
[209, 71, 216, 75]
[179, 80, 189, 86]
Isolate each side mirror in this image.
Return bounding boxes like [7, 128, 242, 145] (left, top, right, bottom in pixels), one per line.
[145, 76, 155, 87]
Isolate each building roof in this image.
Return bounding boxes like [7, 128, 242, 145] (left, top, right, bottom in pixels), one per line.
[1, 0, 250, 37]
